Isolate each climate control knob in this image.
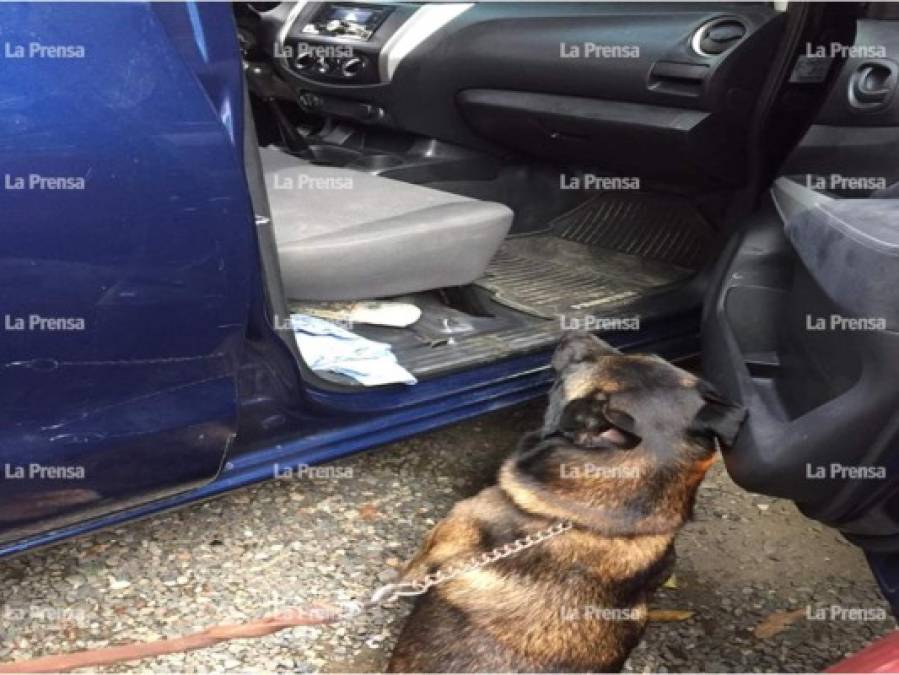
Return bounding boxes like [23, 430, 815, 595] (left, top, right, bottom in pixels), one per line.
[315, 55, 332, 74]
[294, 51, 316, 70]
[340, 56, 365, 78]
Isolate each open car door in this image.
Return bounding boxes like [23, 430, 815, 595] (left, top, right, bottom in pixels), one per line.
[0, 3, 255, 555]
[702, 6, 899, 612]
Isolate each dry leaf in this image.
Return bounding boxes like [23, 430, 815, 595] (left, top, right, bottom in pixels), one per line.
[753, 607, 805, 639]
[108, 576, 131, 590]
[663, 574, 679, 589]
[358, 503, 380, 521]
[648, 609, 694, 622]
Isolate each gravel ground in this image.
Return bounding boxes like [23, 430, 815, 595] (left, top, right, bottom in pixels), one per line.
[1, 399, 895, 673]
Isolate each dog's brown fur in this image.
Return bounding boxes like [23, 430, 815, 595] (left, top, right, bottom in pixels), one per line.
[388, 332, 745, 673]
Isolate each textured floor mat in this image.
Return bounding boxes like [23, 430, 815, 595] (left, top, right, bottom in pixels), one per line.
[475, 236, 692, 319]
[551, 192, 713, 269]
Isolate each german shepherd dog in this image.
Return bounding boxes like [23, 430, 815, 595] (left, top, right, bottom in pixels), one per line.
[388, 331, 745, 673]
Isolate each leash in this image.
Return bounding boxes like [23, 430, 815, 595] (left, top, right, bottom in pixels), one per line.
[0, 522, 572, 673]
[372, 520, 573, 602]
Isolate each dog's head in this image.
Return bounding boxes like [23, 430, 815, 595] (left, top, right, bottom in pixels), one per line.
[500, 331, 746, 535]
[544, 331, 745, 456]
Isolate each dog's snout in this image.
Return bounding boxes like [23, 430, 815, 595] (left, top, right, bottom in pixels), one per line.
[552, 331, 619, 372]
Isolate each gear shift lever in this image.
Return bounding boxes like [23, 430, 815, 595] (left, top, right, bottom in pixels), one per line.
[244, 61, 314, 160]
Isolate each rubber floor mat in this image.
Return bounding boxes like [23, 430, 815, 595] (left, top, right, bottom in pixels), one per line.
[551, 192, 713, 269]
[475, 236, 692, 319]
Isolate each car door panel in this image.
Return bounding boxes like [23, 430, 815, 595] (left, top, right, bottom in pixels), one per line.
[702, 183, 899, 544]
[702, 6, 899, 555]
[785, 16, 899, 193]
[0, 3, 255, 543]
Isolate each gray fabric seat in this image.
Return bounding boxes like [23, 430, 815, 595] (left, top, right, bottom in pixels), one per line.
[872, 180, 899, 199]
[260, 146, 513, 301]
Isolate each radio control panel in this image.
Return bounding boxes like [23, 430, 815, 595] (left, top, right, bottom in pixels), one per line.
[300, 5, 389, 41]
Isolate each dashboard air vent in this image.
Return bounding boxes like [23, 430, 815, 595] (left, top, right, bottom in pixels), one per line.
[692, 19, 747, 57]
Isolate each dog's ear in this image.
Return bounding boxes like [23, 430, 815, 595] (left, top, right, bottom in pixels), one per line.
[688, 381, 747, 449]
[552, 331, 619, 372]
[560, 395, 640, 449]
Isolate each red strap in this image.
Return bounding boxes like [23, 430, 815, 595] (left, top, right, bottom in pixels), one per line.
[0, 603, 343, 673]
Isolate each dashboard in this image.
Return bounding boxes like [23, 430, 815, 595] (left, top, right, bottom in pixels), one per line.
[243, 2, 783, 184]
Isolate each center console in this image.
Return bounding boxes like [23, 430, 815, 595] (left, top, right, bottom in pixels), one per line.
[266, 1, 475, 127]
[278, 2, 416, 85]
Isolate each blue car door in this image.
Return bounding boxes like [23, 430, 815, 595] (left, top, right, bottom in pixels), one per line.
[0, 3, 256, 547]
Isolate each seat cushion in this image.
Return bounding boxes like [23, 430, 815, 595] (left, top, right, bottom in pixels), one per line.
[871, 180, 899, 199]
[260, 146, 513, 301]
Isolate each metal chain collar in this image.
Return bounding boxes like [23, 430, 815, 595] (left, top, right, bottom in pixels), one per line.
[351, 520, 573, 615]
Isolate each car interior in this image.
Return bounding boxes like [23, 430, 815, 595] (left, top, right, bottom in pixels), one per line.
[235, 1, 872, 389]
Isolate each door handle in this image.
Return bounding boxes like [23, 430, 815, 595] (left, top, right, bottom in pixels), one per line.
[849, 60, 898, 110]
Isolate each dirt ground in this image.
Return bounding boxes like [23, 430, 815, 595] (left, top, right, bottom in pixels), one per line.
[0, 400, 894, 673]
